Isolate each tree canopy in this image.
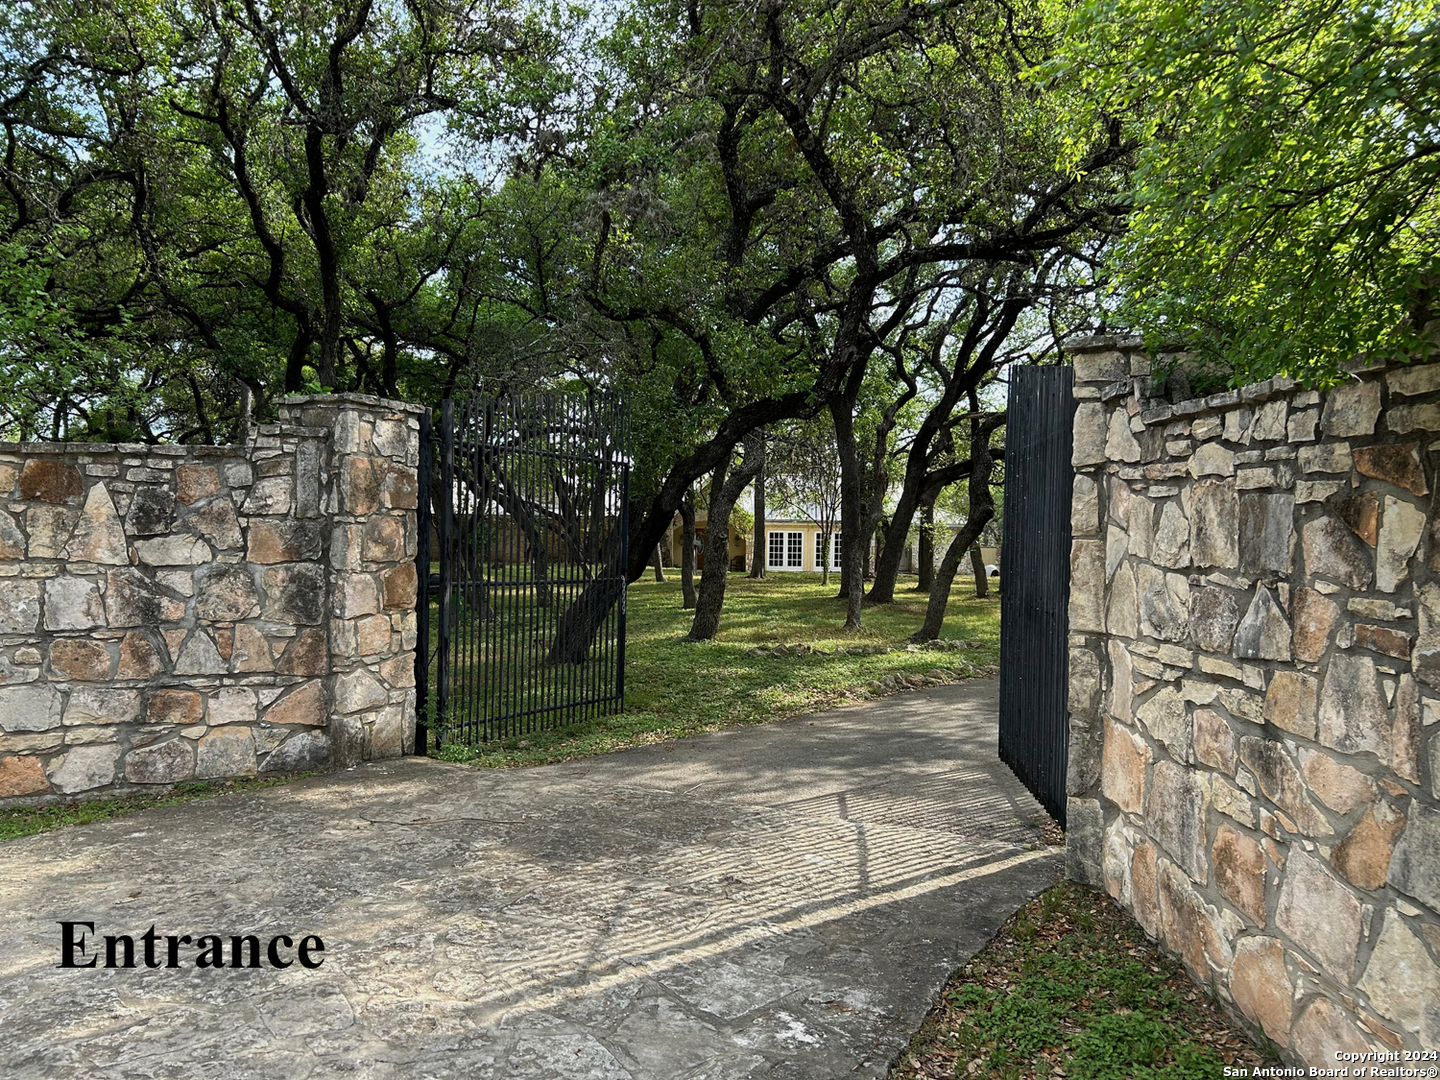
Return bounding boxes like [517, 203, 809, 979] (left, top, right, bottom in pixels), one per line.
[1051, 0, 1440, 386]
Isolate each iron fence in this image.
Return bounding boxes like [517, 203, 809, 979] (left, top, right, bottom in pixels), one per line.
[415, 392, 630, 749]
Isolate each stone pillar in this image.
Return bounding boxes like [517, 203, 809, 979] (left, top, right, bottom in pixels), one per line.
[279, 394, 423, 767]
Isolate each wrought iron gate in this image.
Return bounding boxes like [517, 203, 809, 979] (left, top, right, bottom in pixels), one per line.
[998, 364, 1075, 824]
[414, 393, 630, 751]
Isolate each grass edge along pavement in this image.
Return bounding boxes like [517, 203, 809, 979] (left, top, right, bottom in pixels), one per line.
[0, 773, 313, 843]
[888, 879, 1278, 1080]
[431, 573, 1002, 768]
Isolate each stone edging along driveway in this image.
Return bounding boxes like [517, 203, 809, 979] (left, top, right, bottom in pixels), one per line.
[0, 680, 1059, 1079]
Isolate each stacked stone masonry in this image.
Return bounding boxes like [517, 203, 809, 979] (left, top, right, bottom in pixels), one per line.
[1065, 339, 1440, 1066]
[0, 393, 422, 804]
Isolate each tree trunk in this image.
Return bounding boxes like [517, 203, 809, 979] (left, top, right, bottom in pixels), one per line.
[830, 398, 864, 628]
[652, 545, 665, 582]
[913, 410, 1003, 641]
[970, 544, 989, 599]
[916, 495, 935, 592]
[820, 529, 831, 586]
[680, 491, 697, 609]
[749, 443, 767, 578]
[689, 432, 764, 641]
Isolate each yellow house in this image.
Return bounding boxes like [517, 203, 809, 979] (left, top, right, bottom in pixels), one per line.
[667, 514, 843, 572]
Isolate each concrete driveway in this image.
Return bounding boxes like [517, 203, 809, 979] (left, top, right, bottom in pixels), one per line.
[0, 680, 1060, 1079]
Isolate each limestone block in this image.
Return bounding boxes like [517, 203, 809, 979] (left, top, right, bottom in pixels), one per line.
[1264, 671, 1318, 740]
[369, 705, 406, 759]
[1102, 718, 1148, 814]
[25, 505, 77, 558]
[1276, 848, 1363, 983]
[1298, 442, 1354, 475]
[1358, 914, 1440, 1046]
[64, 483, 127, 564]
[1137, 686, 1191, 763]
[208, 687, 257, 727]
[193, 564, 261, 621]
[186, 497, 243, 549]
[241, 476, 292, 516]
[1188, 442, 1235, 478]
[339, 456, 382, 514]
[1293, 587, 1338, 664]
[262, 563, 327, 624]
[1233, 587, 1292, 662]
[18, 459, 82, 503]
[1212, 824, 1266, 925]
[1193, 708, 1237, 773]
[1106, 639, 1133, 721]
[363, 515, 407, 562]
[147, 690, 203, 725]
[1106, 563, 1138, 639]
[1302, 517, 1373, 589]
[1238, 735, 1330, 836]
[1065, 797, 1104, 887]
[261, 730, 332, 773]
[1322, 379, 1382, 437]
[1388, 364, 1440, 396]
[1334, 803, 1404, 889]
[1074, 350, 1128, 383]
[1212, 776, 1256, 827]
[0, 755, 50, 797]
[1104, 822, 1133, 906]
[1109, 475, 1132, 527]
[1329, 489, 1380, 548]
[48, 639, 113, 681]
[1068, 540, 1105, 633]
[1299, 750, 1375, 814]
[196, 727, 257, 780]
[1290, 996, 1375, 1064]
[1146, 760, 1210, 882]
[1392, 675, 1420, 783]
[1190, 480, 1239, 568]
[263, 681, 326, 727]
[1355, 623, 1411, 659]
[229, 624, 274, 674]
[134, 534, 212, 566]
[1376, 496, 1425, 592]
[1318, 654, 1390, 760]
[295, 440, 322, 518]
[1389, 402, 1440, 433]
[1157, 861, 1230, 978]
[1071, 474, 1098, 537]
[0, 684, 64, 732]
[276, 628, 328, 676]
[1152, 501, 1190, 568]
[175, 464, 220, 504]
[173, 630, 227, 676]
[43, 576, 105, 631]
[354, 613, 392, 657]
[334, 669, 388, 714]
[246, 518, 323, 564]
[1190, 587, 1241, 654]
[0, 507, 22, 559]
[1288, 408, 1319, 442]
[379, 654, 416, 689]
[1131, 840, 1161, 937]
[0, 578, 41, 634]
[1072, 403, 1108, 467]
[380, 460, 418, 510]
[1239, 493, 1294, 575]
[1251, 399, 1287, 441]
[1388, 802, 1440, 911]
[47, 744, 120, 793]
[117, 631, 166, 679]
[381, 563, 418, 611]
[124, 486, 175, 536]
[1230, 937, 1292, 1045]
[1137, 565, 1190, 642]
[1128, 494, 1155, 559]
[125, 739, 195, 784]
[1355, 443, 1427, 497]
[103, 567, 161, 628]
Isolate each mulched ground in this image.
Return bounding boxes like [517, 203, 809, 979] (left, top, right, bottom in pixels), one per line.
[889, 876, 1277, 1080]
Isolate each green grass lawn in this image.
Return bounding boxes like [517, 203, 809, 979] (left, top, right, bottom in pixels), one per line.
[435, 571, 1001, 767]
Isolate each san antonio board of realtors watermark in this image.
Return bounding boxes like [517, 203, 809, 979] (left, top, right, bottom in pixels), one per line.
[1223, 1054, 1440, 1078]
[57, 922, 325, 970]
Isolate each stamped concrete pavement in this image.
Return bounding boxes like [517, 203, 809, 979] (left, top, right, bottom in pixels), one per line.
[0, 680, 1061, 1079]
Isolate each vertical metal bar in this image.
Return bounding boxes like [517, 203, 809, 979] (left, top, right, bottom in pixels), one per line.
[616, 457, 629, 709]
[413, 410, 433, 755]
[436, 399, 455, 745]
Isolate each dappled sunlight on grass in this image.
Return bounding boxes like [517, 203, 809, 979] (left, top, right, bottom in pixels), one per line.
[437, 573, 1000, 768]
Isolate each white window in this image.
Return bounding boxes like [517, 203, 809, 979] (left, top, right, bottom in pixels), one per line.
[814, 531, 826, 569]
[833, 532, 843, 569]
[814, 532, 840, 570]
[768, 531, 785, 569]
[786, 531, 803, 568]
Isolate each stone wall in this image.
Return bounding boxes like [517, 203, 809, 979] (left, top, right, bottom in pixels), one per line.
[0, 393, 422, 804]
[1065, 339, 1440, 1065]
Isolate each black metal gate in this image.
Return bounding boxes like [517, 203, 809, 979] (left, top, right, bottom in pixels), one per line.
[998, 364, 1075, 824]
[414, 393, 630, 751]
